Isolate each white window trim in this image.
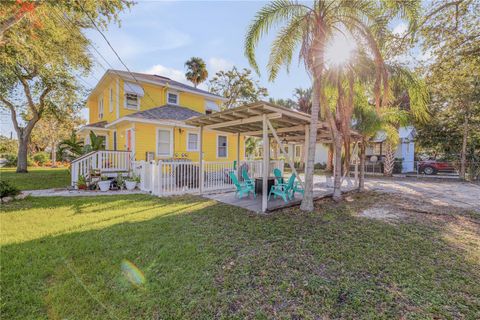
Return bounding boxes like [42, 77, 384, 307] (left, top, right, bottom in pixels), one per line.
[109, 87, 113, 113]
[217, 134, 228, 158]
[124, 93, 140, 110]
[156, 127, 173, 157]
[98, 95, 104, 119]
[186, 131, 200, 152]
[167, 90, 179, 105]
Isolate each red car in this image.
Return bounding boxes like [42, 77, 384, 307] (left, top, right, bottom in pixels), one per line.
[418, 160, 456, 175]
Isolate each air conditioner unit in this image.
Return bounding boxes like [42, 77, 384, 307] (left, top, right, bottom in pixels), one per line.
[146, 152, 155, 162]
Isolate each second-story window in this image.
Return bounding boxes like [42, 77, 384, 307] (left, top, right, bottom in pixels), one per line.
[109, 87, 113, 113]
[98, 95, 104, 119]
[125, 93, 139, 109]
[167, 91, 178, 105]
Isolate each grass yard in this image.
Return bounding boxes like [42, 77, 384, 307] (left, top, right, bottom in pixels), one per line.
[0, 167, 70, 190]
[1, 193, 479, 319]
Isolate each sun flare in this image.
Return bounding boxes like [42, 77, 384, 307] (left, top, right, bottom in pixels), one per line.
[325, 34, 356, 66]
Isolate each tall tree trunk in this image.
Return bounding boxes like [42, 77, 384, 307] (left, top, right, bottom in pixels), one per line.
[358, 140, 366, 192]
[459, 111, 469, 180]
[332, 135, 343, 201]
[383, 142, 395, 176]
[17, 136, 29, 173]
[300, 78, 320, 212]
[326, 143, 334, 171]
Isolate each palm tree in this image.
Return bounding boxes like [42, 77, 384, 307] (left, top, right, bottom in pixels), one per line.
[244, 0, 419, 207]
[58, 131, 84, 161]
[185, 57, 208, 88]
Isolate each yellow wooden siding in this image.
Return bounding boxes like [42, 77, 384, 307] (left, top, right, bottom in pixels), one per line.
[116, 123, 244, 162]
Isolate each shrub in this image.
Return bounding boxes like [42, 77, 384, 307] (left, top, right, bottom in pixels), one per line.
[1, 153, 17, 167]
[0, 180, 20, 198]
[1, 153, 34, 167]
[314, 162, 327, 170]
[33, 152, 50, 166]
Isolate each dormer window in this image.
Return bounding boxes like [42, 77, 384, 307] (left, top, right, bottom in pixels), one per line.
[125, 93, 139, 109]
[167, 91, 179, 105]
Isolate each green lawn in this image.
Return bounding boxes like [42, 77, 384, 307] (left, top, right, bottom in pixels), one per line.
[0, 167, 70, 190]
[1, 193, 479, 319]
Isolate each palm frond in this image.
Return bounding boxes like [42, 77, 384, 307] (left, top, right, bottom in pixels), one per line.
[244, 0, 310, 75]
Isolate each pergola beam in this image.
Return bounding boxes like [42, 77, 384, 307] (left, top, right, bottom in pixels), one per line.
[204, 113, 282, 130]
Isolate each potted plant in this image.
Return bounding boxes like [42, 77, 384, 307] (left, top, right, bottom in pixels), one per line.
[125, 174, 140, 191]
[97, 176, 111, 192]
[77, 175, 87, 190]
[115, 173, 125, 190]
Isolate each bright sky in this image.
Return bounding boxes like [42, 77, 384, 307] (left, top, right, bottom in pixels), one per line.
[1, 0, 413, 137]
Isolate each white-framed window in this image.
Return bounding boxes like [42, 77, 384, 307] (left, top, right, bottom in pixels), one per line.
[98, 95, 104, 119]
[217, 135, 228, 158]
[125, 93, 139, 110]
[186, 132, 199, 151]
[295, 145, 302, 158]
[109, 87, 113, 113]
[156, 129, 172, 157]
[167, 91, 179, 105]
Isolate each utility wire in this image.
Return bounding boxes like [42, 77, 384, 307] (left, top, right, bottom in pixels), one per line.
[74, 0, 159, 107]
[52, 7, 157, 108]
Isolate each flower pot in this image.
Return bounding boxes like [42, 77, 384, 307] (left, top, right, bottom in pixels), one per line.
[78, 184, 87, 190]
[125, 180, 137, 191]
[98, 180, 111, 192]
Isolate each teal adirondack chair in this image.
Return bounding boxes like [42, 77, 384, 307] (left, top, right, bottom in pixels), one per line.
[273, 168, 284, 184]
[229, 171, 255, 199]
[241, 168, 254, 187]
[268, 174, 295, 203]
[290, 175, 304, 198]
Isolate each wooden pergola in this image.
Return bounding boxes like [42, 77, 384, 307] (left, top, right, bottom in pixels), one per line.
[186, 101, 360, 212]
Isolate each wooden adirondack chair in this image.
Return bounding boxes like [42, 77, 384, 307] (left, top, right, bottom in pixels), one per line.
[273, 168, 284, 184]
[241, 168, 255, 187]
[229, 171, 256, 199]
[268, 174, 295, 203]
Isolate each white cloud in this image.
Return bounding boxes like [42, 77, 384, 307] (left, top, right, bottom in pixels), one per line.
[208, 57, 234, 75]
[144, 64, 187, 83]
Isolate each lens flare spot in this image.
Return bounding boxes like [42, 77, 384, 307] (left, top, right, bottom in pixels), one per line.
[121, 259, 145, 287]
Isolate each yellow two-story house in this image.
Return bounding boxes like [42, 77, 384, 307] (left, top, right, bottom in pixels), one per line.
[78, 69, 245, 162]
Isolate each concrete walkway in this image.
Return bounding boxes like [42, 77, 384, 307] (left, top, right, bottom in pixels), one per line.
[24, 188, 148, 197]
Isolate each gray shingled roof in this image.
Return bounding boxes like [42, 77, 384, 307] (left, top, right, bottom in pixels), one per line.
[85, 121, 108, 128]
[127, 104, 203, 121]
[110, 69, 224, 99]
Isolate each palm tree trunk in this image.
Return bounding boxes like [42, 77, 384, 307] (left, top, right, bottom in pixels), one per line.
[326, 144, 334, 171]
[300, 79, 320, 212]
[332, 135, 343, 201]
[383, 142, 395, 176]
[358, 140, 366, 192]
[460, 110, 469, 180]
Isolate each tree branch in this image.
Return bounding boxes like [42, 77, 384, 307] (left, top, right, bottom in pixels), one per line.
[0, 96, 21, 134]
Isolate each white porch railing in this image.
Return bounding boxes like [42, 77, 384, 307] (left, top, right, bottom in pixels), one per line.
[132, 159, 284, 196]
[71, 150, 133, 187]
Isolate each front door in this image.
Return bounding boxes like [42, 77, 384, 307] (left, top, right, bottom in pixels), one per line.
[126, 129, 133, 152]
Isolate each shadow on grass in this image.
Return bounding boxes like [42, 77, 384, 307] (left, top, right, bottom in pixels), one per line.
[1, 194, 479, 319]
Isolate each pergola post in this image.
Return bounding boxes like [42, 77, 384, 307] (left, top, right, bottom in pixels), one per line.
[199, 126, 204, 194]
[236, 132, 241, 179]
[266, 119, 304, 188]
[262, 114, 269, 213]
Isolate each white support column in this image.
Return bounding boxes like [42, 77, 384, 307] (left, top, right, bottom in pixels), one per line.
[262, 114, 269, 213]
[236, 132, 241, 179]
[199, 126, 204, 194]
